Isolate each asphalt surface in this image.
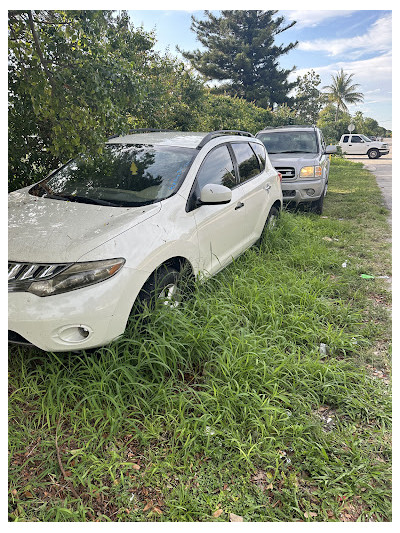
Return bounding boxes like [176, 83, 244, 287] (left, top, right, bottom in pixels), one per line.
[344, 138, 392, 291]
[344, 138, 392, 214]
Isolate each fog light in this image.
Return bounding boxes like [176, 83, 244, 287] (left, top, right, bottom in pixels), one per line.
[306, 189, 315, 196]
[57, 325, 92, 343]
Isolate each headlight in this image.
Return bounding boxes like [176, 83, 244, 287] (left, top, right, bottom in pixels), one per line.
[27, 258, 125, 297]
[299, 166, 322, 178]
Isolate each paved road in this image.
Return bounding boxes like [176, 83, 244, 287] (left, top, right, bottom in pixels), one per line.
[344, 138, 392, 213]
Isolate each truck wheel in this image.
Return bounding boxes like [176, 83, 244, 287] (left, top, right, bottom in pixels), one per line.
[368, 149, 379, 159]
[311, 183, 327, 215]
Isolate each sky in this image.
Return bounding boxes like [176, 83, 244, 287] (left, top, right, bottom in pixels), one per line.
[128, 8, 392, 129]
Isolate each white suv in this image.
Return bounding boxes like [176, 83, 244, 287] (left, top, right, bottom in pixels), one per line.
[9, 129, 282, 352]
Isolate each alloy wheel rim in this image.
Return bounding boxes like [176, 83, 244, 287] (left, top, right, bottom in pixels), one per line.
[158, 283, 180, 308]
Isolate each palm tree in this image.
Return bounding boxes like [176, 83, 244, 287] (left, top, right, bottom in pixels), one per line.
[322, 69, 364, 121]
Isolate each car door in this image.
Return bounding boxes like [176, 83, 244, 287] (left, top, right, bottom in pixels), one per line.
[189, 144, 248, 275]
[230, 141, 276, 244]
[341, 134, 351, 154]
[347, 135, 365, 154]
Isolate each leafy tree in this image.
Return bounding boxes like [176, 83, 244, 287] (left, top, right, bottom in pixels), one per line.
[8, 10, 204, 190]
[271, 104, 298, 127]
[322, 68, 364, 122]
[317, 105, 389, 143]
[180, 10, 298, 108]
[197, 93, 274, 133]
[352, 111, 388, 138]
[293, 69, 323, 124]
[317, 104, 352, 143]
[131, 55, 205, 132]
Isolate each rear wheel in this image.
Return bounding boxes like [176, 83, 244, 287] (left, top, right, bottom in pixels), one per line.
[256, 206, 279, 247]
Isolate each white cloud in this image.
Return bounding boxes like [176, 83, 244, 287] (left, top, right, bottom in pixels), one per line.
[290, 52, 392, 125]
[283, 10, 356, 28]
[298, 14, 392, 58]
[297, 51, 392, 85]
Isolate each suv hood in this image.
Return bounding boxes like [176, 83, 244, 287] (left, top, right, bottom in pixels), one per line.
[8, 188, 161, 263]
[268, 152, 320, 167]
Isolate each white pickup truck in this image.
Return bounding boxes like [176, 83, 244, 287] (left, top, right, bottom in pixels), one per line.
[338, 134, 389, 159]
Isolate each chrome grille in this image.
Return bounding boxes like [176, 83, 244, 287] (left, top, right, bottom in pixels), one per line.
[8, 262, 70, 291]
[275, 167, 296, 180]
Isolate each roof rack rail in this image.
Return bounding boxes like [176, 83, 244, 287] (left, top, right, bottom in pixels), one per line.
[197, 130, 254, 149]
[128, 128, 178, 134]
[260, 124, 316, 130]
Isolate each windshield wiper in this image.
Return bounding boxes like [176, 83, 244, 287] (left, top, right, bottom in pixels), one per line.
[43, 193, 119, 207]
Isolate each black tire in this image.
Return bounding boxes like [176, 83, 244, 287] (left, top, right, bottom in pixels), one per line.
[256, 206, 279, 247]
[311, 183, 327, 215]
[137, 265, 182, 311]
[368, 148, 379, 159]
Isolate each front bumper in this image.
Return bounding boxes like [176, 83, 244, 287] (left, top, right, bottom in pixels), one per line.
[378, 150, 389, 156]
[8, 267, 149, 352]
[281, 178, 325, 205]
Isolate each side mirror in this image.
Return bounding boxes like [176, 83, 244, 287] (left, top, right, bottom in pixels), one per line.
[325, 145, 337, 154]
[199, 183, 232, 205]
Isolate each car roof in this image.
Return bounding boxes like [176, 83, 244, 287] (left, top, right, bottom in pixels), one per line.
[257, 125, 319, 134]
[107, 130, 259, 149]
[107, 131, 209, 149]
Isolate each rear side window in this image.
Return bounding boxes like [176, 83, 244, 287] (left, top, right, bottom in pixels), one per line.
[249, 142, 266, 171]
[351, 136, 363, 143]
[342, 135, 349, 143]
[196, 145, 236, 191]
[231, 143, 261, 183]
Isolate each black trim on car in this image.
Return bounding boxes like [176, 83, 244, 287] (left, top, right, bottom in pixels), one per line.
[8, 330, 32, 345]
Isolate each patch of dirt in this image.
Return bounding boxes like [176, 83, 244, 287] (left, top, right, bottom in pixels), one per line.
[313, 405, 337, 432]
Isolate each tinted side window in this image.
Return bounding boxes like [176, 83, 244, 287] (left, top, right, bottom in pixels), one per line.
[351, 136, 362, 143]
[250, 142, 266, 171]
[343, 135, 349, 143]
[231, 143, 261, 183]
[196, 145, 236, 191]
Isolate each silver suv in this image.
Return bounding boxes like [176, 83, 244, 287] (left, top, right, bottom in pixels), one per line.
[256, 125, 337, 214]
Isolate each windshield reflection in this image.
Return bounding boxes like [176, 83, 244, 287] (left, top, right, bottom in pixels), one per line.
[30, 144, 197, 207]
[258, 131, 318, 154]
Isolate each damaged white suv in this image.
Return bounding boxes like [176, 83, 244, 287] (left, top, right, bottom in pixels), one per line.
[9, 129, 282, 352]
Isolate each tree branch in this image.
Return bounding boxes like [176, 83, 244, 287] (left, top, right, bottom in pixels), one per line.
[27, 10, 57, 92]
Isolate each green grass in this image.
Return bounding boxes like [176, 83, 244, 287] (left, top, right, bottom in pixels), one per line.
[8, 158, 391, 522]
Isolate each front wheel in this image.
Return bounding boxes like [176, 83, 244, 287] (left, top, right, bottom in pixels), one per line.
[368, 148, 379, 159]
[311, 183, 327, 215]
[137, 265, 183, 311]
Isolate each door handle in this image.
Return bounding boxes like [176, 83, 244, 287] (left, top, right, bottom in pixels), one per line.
[265, 184, 271, 191]
[235, 201, 245, 210]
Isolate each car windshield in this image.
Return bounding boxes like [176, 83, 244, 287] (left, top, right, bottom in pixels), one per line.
[29, 144, 197, 207]
[360, 134, 372, 142]
[257, 131, 318, 154]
